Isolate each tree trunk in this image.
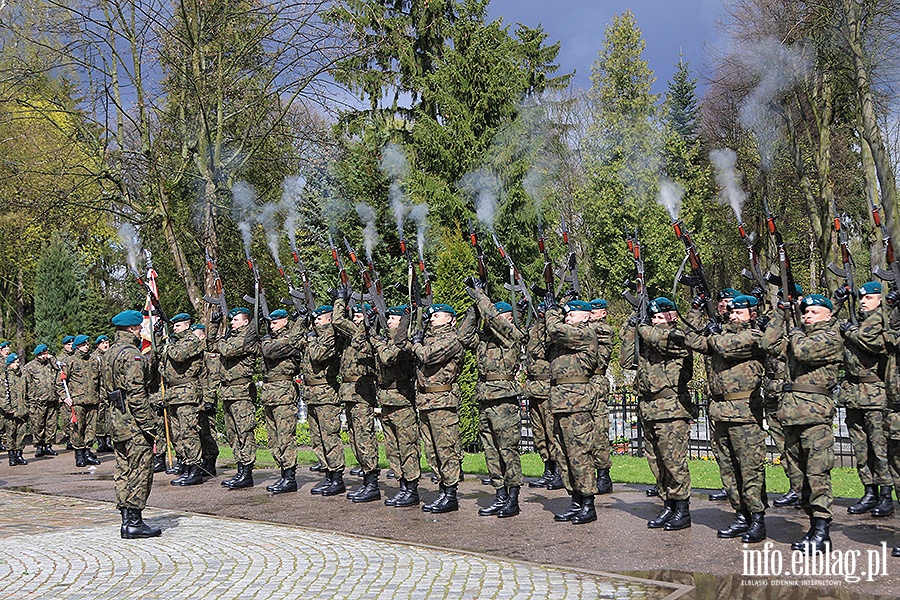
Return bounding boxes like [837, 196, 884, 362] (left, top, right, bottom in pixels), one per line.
[860, 134, 883, 274]
[16, 267, 25, 356]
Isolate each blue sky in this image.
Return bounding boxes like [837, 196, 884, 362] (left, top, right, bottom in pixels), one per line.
[486, 0, 726, 94]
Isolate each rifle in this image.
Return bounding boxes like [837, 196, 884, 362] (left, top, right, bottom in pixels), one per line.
[400, 236, 431, 336]
[760, 197, 802, 327]
[491, 231, 537, 324]
[671, 219, 716, 320]
[867, 194, 900, 292]
[274, 254, 304, 315]
[469, 220, 489, 293]
[555, 216, 581, 299]
[535, 220, 555, 297]
[327, 233, 350, 290]
[241, 255, 271, 337]
[203, 248, 230, 328]
[826, 200, 858, 325]
[344, 237, 388, 330]
[737, 222, 767, 289]
[622, 228, 648, 369]
[287, 249, 317, 318]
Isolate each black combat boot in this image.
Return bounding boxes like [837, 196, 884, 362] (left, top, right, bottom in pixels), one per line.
[773, 489, 800, 507]
[422, 483, 447, 512]
[15, 450, 27, 465]
[708, 488, 728, 501]
[717, 510, 750, 538]
[309, 462, 326, 473]
[75, 449, 86, 468]
[571, 494, 597, 525]
[530, 461, 555, 488]
[554, 493, 583, 522]
[396, 479, 420, 507]
[152, 454, 166, 473]
[8, 450, 16, 467]
[385, 479, 407, 506]
[597, 468, 612, 495]
[44, 444, 57, 456]
[546, 464, 564, 490]
[121, 508, 162, 539]
[269, 467, 298, 494]
[663, 499, 691, 530]
[386, 469, 396, 479]
[430, 484, 459, 513]
[848, 484, 878, 514]
[741, 512, 766, 543]
[34, 445, 46, 458]
[892, 546, 900, 558]
[479, 487, 509, 516]
[480, 475, 492, 485]
[199, 456, 217, 478]
[172, 464, 204, 486]
[266, 470, 288, 492]
[346, 477, 368, 500]
[791, 517, 831, 553]
[221, 466, 241, 487]
[66, 440, 74, 450]
[226, 463, 254, 489]
[165, 461, 183, 475]
[870, 486, 895, 517]
[321, 470, 346, 496]
[646, 485, 659, 497]
[498, 486, 520, 518]
[648, 499, 676, 528]
[83, 449, 100, 466]
[352, 471, 382, 503]
[97, 436, 113, 452]
[311, 471, 334, 495]
[350, 466, 364, 477]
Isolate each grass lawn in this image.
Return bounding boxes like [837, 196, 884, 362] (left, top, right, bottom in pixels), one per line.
[213, 445, 866, 499]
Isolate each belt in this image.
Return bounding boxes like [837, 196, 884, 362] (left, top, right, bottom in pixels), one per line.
[165, 378, 195, 388]
[527, 374, 551, 381]
[845, 374, 882, 384]
[782, 382, 832, 395]
[264, 375, 295, 383]
[224, 378, 251, 387]
[343, 376, 376, 384]
[481, 374, 515, 382]
[550, 376, 591, 385]
[712, 390, 755, 402]
[421, 384, 453, 393]
[305, 377, 334, 387]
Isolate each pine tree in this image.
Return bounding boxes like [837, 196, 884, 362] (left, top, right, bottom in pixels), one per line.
[666, 56, 699, 143]
[34, 233, 83, 350]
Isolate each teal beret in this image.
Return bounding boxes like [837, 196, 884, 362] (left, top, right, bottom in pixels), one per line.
[648, 297, 676, 315]
[494, 302, 513, 314]
[73, 335, 90, 346]
[778, 284, 803, 297]
[190, 324, 206, 331]
[351, 303, 372, 314]
[111, 310, 144, 327]
[426, 303, 456, 317]
[0, 341, 9, 349]
[800, 294, 833, 312]
[228, 307, 250, 318]
[536, 302, 546, 314]
[717, 288, 740, 301]
[269, 309, 289, 320]
[170, 313, 191, 324]
[386, 306, 406, 316]
[312, 305, 333, 317]
[62, 335, 75, 344]
[729, 295, 758, 310]
[5, 353, 17, 365]
[564, 300, 593, 313]
[33, 343, 49, 355]
[859, 281, 882, 297]
[589, 298, 608, 310]
[95, 335, 109, 343]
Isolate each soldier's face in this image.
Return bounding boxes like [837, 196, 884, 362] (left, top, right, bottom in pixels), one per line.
[565, 310, 590, 325]
[430, 311, 453, 327]
[729, 308, 753, 322]
[590, 308, 607, 321]
[387, 315, 401, 330]
[8, 359, 18, 370]
[0, 347, 9, 358]
[231, 313, 249, 329]
[314, 313, 332, 327]
[860, 293, 882, 312]
[77, 342, 90, 354]
[500, 312, 514, 324]
[63, 343, 73, 352]
[352, 311, 365, 325]
[717, 299, 730, 315]
[271, 317, 289, 331]
[651, 310, 678, 325]
[173, 321, 190, 334]
[191, 329, 207, 341]
[98, 341, 110, 352]
[37, 351, 50, 363]
[802, 305, 831, 325]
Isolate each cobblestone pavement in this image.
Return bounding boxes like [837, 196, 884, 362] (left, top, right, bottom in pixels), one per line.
[0, 491, 687, 600]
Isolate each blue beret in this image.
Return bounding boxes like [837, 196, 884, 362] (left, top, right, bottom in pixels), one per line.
[386, 305, 406, 316]
[778, 284, 803, 297]
[426, 303, 456, 317]
[0, 341, 9, 349]
[228, 307, 251, 319]
[190, 323, 206, 331]
[494, 302, 513, 314]
[859, 281, 882, 297]
[62, 335, 75, 344]
[717, 288, 740, 301]
[800, 294, 833, 312]
[111, 310, 144, 327]
[536, 302, 546, 314]
[312, 305, 333, 317]
[269, 309, 289, 320]
[564, 300, 593, 313]
[351, 303, 372, 314]
[648, 297, 676, 315]
[729, 295, 758, 310]
[33, 343, 49, 355]
[73, 335, 90, 347]
[95, 335, 109, 343]
[170, 313, 191, 324]
[5, 353, 17, 365]
[589, 298, 608, 310]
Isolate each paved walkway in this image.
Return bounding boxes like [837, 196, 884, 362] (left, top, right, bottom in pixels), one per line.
[0, 491, 686, 599]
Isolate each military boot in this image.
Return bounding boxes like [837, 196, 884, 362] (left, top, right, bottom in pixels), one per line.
[221, 467, 241, 487]
[7, 450, 16, 467]
[346, 478, 368, 500]
[529, 461, 555, 487]
[320, 470, 346, 496]
[791, 517, 830, 553]
[165, 461, 183, 475]
[152, 454, 166, 473]
[266, 470, 287, 492]
[172, 464, 204, 486]
[350, 466, 364, 477]
[34, 445, 46, 458]
[44, 445, 57, 456]
[226, 463, 254, 489]
[870, 486, 895, 517]
[422, 483, 447, 512]
[554, 493, 583, 522]
[597, 468, 612, 495]
[892, 546, 900, 558]
[773, 489, 800, 507]
[646, 485, 659, 497]
[385, 479, 407, 506]
[648, 499, 676, 528]
[498, 486, 520, 518]
[479, 487, 510, 516]
[119, 507, 127, 538]
[351, 471, 381, 503]
[430, 484, 459, 513]
[310, 471, 334, 495]
[83, 449, 100, 466]
[717, 510, 750, 538]
[199, 456, 217, 478]
[15, 450, 27, 465]
[97, 436, 113, 452]
[708, 489, 728, 502]
[309, 462, 326, 473]
[396, 479, 420, 507]
[121, 508, 162, 539]
[75, 449, 86, 468]
[571, 494, 597, 525]
[663, 499, 691, 530]
[848, 484, 878, 514]
[269, 467, 298, 494]
[546, 464, 564, 490]
[741, 512, 766, 543]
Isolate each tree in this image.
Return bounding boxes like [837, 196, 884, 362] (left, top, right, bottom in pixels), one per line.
[34, 233, 83, 350]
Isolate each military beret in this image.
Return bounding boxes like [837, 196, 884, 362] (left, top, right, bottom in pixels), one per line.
[564, 300, 593, 313]
[800, 293, 833, 312]
[170, 313, 191, 324]
[494, 302, 513, 314]
[33, 343, 49, 355]
[729, 295, 758, 310]
[111, 309, 144, 327]
[350, 303, 372, 314]
[386, 305, 406, 317]
[536, 302, 546, 314]
[61, 335, 75, 344]
[858, 281, 882, 297]
[0, 341, 9, 349]
[268, 309, 289, 320]
[648, 297, 676, 315]
[190, 324, 206, 331]
[589, 298, 608, 310]
[228, 307, 251, 318]
[94, 335, 109, 343]
[312, 305, 333, 317]
[426, 303, 456, 317]
[778, 283, 803, 297]
[717, 288, 740, 301]
[73, 335, 90, 347]
[6, 353, 18, 365]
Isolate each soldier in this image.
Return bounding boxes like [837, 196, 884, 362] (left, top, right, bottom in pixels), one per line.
[881, 288, 900, 557]
[372, 306, 421, 507]
[588, 298, 615, 496]
[304, 305, 346, 497]
[259, 309, 305, 494]
[706, 288, 740, 503]
[93, 335, 114, 453]
[332, 291, 381, 503]
[2, 353, 28, 466]
[619, 297, 694, 531]
[191, 325, 219, 476]
[410, 303, 466, 514]
[835, 282, 893, 517]
[0, 341, 10, 452]
[685, 295, 768, 543]
[524, 303, 563, 490]
[762, 294, 843, 552]
[58, 335, 76, 448]
[160, 313, 206, 486]
[67, 335, 102, 468]
[458, 282, 524, 518]
[207, 307, 259, 490]
[24, 344, 61, 457]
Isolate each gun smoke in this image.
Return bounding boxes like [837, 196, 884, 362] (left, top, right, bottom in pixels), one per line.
[656, 177, 685, 221]
[116, 222, 142, 275]
[380, 144, 410, 238]
[409, 203, 429, 262]
[710, 148, 748, 223]
[460, 169, 501, 232]
[281, 175, 307, 254]
[231, 180, 258, 260]
[355, 202, 379, 262]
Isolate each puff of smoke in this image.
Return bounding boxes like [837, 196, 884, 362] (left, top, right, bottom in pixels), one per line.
[116, 222, 142, 274]
[257, 201, 284, 269]
[281, 175, 307, 253]
[709, 149, 747, 223]
[408, 203, 429, 261]
[355, 202, 379, 261]
[460, 169, 501, 231]
[656, 177, 685, 221]
[231, 181, 258, 258]
[380, 144, 410, 237]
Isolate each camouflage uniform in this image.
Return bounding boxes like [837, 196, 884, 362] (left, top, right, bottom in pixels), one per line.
[101, 331, 157, 510]
[207, 320, 259, 466]
[302, 321, 344, 472]
[260, 319, 305, 469]
[24, 356, 62, 448]
[882, 307, 900, 523]
[619, 321, 693, 502]
[161, 329, 206, 468]
[66, 347, 101, 451]
[2, 363, 28, 451]
[524, 319, 557, 466]
[764, 353, 803, 496]
[458, 289, 524, 489]
[332, 298, 379, 474]
[589, 320, 614, 472]
[199, 350, 221, 466]
[92, 348, 110, 444]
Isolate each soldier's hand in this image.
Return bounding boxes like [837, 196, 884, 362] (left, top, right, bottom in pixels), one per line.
[463, 275, 479, 289]
[516, 298, 529, 314]
[750, 286, 765, 301]
[543, 291, 557, 310]
[833, 285, 850, 302]
[756, 315, 770, 330]
[291, 306, 308, 321]
[691, 295, 705, 310]
[411, 330, 425, 345]
[887, 290, 900, 307]
[626, 313, 639, 327]
[337, 282, 351, 302]
[776, 298, 787, 312]
[210, 311, 224, 324]
[839, 321, 855, 336]
[704, 320, 722, 335]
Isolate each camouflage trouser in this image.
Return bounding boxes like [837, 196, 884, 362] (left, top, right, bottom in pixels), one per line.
[198, 402, 219, 462]
[96, 400, 109, 437]
[419, 408, 462, 486]
[344, 401, 379, 474]
[3, 414, 26, 450]
[419, 414, 438, 474]
[591, 398, 612, 470]
[50, 403, 63, 443]
[784, 422, 834, 520]
[222, 399, 257, 466]
[381, 404, 421, 481]
[30, 402, 58, 446]
[644, 418, 691, 501]
[71, 404, 99, 450]
[479, 399, 522, 488]
[552, 410, 596, 496]
[716, 420, 767, 514]
[885, 410, 900, 492]
[527, 395, 556, 463]
[168, 403, 202, 466]
[846, 408, 891, 486]
[765, 397, 803, 494]
[307, 403, 345, 471]
[114, 434, 155, 510]
[264, 403, 298, 469]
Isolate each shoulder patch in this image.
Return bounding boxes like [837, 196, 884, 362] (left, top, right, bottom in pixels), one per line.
[134, 355, 144, 361]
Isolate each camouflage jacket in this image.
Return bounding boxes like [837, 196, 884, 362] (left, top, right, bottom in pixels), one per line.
[65, 348, 100, 406]
[332, 297, 377, 381]
[101, 331, 157, 443]
[590, 319, 615, 398]
[545, 307, 597, 414]
[761, 311, 843, 426]
[91, 350, 108, 404]
[457, 289, 523, 403]
[259, 319, 304, 407]
[523, 319, 551, 401]
[207, 321, 259, 387]
[883, 306, 900, 406]
[24, 357, 61, 405]
[301, 322, 341, 405]
[201, 350, 223, 407]
[838, 307, 887, 410]
[685, 320, 765, 423]
[372, 333, 416, 407]
[160, 329, 205, 405]
[1, 364, 28, 419]
[409, 319, 467, 411]
[619, 321, 693, 422]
